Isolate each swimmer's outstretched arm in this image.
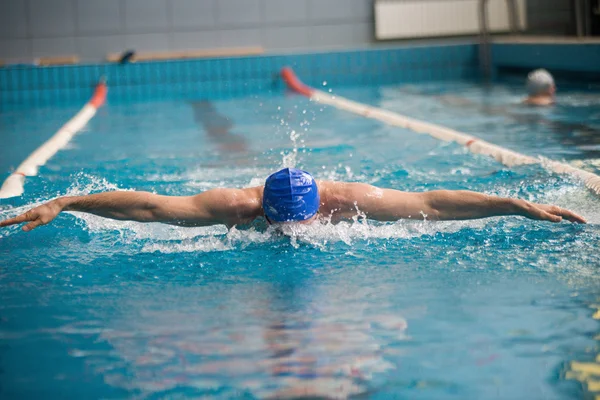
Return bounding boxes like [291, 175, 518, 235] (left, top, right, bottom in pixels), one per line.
[0, 188, 264, 232]
[322, 182, 586, 223]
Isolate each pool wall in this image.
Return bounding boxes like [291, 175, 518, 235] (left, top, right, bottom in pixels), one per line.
[492, 42, 600, 79]
[0, 44, 478, 108]
[2, 42, 599, 109]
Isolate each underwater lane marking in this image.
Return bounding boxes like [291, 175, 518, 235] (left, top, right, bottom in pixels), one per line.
[281, 67, 600, 196]
[0, 80, 107, 199]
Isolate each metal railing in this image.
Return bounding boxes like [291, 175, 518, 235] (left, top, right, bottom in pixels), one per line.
[575, 0, 593, 37]
[478, 0, 520, 80]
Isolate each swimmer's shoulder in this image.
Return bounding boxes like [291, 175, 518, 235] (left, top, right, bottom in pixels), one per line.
[218, 185, 264, 227]
[317, 180, 371, 214]
[316, 180, 347, 199]
[522, 97, 555, 107]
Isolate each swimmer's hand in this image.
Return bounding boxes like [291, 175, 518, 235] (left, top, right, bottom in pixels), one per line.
[0, 200, 63, 232]
[515, 200, 586, 224]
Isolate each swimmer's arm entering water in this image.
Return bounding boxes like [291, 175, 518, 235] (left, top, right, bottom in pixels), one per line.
[0, 188, 264, 232]
[320, 182, 585, 223]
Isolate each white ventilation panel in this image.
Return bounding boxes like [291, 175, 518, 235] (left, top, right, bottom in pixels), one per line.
[375, 0, 527, 40]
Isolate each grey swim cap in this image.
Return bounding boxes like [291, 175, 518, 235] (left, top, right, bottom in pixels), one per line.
[526, 69, 555, 96]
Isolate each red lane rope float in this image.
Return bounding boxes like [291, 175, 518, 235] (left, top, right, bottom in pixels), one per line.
[89, 81, 108, 108]
[0, 80, 108, 199]
[280, 67, 600, 196]
[281, 67, 314, 97]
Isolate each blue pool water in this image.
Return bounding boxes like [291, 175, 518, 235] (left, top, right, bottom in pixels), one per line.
[1, 81, 600, 399]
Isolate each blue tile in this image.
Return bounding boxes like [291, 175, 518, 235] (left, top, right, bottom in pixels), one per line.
[171, 0, 215, 29]
[29, 0, 76, 37]
[0, 1, 29, 39]
[428, 46, 441, 64]
[263, 0, 308, 24]
[76, 0, 122, 34]
[1, 43, 490, 106]
[124, 0, 168, 33]
[217, 0, 261, 25]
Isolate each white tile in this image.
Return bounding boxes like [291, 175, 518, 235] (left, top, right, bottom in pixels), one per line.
[0, 1, 29, 38]
[217, 0, 261, 25]
[76, 0, 122, 34]
[219, 29, 262, 47]
[124, 0, 169, 33]
[170, 31, 219, 51]
[263, 0, 308, 24]
[171, 0, 215, 29]
[76, 35, 126, 61]
[264, 26, 309, 49]
[308, 24, 357, 47]
[0, 39, 33, 62]
[32, 37, 77, 57]
[308, 0, 354, 21]
[353, 22, 373, 44]
[124, 33, 169, 52]
[29, 0, 76, 37]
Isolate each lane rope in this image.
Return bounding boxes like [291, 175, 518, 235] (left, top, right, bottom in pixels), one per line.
[281, 67, 600, 195]
[0, 80, 108, 199]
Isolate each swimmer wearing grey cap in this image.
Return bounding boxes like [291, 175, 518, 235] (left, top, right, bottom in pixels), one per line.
[524, 69, 556, 106]
[0, 168, 586, 232]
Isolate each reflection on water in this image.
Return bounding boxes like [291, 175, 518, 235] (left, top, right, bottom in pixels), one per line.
[190, 100, 249, 154]
[565, 302, 600, 397]
[78, 284, 409, 399]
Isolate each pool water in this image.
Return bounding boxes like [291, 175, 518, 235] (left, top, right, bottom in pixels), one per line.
[1, 80, 599, 399]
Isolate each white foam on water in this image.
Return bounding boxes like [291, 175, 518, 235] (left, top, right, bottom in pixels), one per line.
[2, 173, 598, 258]
[137, 217, 485, 254]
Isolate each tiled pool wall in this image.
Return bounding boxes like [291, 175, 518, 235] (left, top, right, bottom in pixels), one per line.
[0, 44, 479, 107]
[1, 42, 599, 108]
[493, 43, 600, 82]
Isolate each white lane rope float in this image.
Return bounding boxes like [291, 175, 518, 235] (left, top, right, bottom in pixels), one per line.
[281, 67, 600, 196]
[0, 80, 108, 199]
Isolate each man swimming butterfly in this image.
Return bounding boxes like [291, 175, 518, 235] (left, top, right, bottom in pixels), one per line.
[0, 168, 586, 232]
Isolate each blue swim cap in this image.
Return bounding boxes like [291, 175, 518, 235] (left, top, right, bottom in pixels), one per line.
[263, 168, 320, 222]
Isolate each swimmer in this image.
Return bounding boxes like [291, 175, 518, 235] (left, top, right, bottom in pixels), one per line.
[523, 69, 556, 106]
[0, 168, 586, 232]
